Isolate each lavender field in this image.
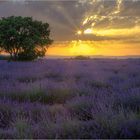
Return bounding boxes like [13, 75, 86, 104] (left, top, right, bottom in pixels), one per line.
[0, 58, 140, 139]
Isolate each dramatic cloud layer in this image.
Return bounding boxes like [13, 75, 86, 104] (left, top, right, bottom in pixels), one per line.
[0, 0, 140, 46]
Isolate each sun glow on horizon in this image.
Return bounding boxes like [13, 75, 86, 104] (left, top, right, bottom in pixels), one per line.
[47, 40, 140, 57]
[69, 40, 95, 55]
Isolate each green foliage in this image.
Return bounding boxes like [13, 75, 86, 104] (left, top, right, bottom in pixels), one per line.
[0, 55, 10, 60]
[0, 104, 13, 128]
[0, 16, 53, 61]
[67, 98, 93, 121]
[12, 119, 32, 139]
[0, 88, 74, 104]
[88, 80, 111, 89]
[18, 76, 39, 83]
[0, 129, 14, 139]
[115, 94, 140, 111]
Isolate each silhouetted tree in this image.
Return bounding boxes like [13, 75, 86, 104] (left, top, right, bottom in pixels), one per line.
[0, 16, 53, 61]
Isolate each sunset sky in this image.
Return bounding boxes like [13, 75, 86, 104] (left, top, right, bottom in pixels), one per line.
[0, 0, 140, 56]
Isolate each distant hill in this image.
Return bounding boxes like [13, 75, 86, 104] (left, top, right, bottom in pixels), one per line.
[45, 55, 140, 59]
[1, 54, 140, 60]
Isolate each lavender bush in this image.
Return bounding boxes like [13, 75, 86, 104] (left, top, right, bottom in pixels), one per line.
[0, 58, 140, 139]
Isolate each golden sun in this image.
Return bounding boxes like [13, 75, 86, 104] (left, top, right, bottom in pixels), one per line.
[69, 40, 95, 55]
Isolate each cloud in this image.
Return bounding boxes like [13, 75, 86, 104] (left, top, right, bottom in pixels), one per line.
[81, 0, 140, 29]
[0, 0, 140, 43]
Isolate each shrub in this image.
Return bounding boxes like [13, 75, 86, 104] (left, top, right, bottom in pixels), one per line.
[0, 129, 14, 139]
[45, 72, 63, 81]
[0, 88, 74, 104]
[12, 119, 32, 139]
[115, 94, 140, 111]
[74, 55, 90, 60]
[58, 120, 82, 139]
[117, 119, 140, 138]
[66, 96, 93, 120]
[18, 76, 39, 83]
[87, 80, 111, 89]
[0, 104, 13, 128]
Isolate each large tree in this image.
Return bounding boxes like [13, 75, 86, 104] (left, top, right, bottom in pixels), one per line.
[0, 16, 53, 60]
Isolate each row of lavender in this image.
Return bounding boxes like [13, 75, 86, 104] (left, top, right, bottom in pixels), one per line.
[0, 59, 140, 138]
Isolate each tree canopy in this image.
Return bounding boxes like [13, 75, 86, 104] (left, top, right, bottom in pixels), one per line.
[0, 16, 53, 60]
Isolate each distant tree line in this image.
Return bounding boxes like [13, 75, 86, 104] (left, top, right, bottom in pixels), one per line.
[74, 55, 90, 60]
[0, 16, 53, 61]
